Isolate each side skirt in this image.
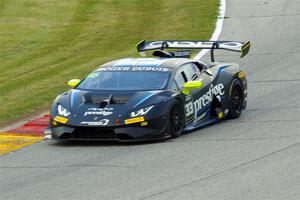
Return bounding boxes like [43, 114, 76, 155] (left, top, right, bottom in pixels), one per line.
[183, 116, 219, 133]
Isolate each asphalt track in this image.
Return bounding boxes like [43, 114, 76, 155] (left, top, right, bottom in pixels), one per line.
[1, 0, 300, 199]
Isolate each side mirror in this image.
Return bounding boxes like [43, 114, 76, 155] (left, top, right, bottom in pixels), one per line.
[182, 81, 202, 95]
[67, 79, 81, 87]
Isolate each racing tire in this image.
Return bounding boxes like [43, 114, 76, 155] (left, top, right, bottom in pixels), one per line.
[167, 100, 185, 138]
[227, 78, 244, 119]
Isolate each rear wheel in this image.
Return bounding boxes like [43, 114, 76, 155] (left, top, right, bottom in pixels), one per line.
[168, 100, 184, 138]
[228, 79, 244, 119]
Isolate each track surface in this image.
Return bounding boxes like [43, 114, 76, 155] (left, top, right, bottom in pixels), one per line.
[1, 0, 299, 199]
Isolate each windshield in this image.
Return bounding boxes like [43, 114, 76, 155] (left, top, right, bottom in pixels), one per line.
[77, 71, 170, 91]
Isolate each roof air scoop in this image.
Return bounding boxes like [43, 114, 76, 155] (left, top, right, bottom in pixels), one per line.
[152, 50, 191, 58]
[152, 50, 173, 58]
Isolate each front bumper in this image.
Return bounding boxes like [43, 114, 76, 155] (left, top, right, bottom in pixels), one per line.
[48, 116, 169, 141]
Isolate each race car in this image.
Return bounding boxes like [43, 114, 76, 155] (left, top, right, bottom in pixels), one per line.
[47, 40, 250, 141]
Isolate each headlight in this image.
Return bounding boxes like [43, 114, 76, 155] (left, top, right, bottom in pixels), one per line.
[130, 105, 154, 117]
[57, 104, 71, 117]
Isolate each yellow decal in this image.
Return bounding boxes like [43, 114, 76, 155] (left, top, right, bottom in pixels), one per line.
[52, 120, 57, 126]
[140, 121, 148, 126]
[238, 71, 245, 79]
[54, 116, 68, 124]
[218, 112, 223, 119]
[125, 117, 144, 124]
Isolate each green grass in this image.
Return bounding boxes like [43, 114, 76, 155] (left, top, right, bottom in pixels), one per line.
[0, 0, 218, 127]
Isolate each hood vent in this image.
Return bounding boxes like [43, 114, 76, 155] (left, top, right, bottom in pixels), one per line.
[99, 95, 112, 108]
[110, 96, 129, 104]
[84, 93, 131, 106]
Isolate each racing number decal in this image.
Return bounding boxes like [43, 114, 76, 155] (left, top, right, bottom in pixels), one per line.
[185, 102, 194, 117]
[184, 95, 195, 124]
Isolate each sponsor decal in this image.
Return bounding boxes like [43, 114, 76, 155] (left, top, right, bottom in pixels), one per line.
[80, 119, 110, 126]
[173, 50, 191, 58]
[148, 41, 243, 50]
[132, 67, 169, 72]
[185, 95, 192, 102]
[98, 67, 130, 71]
[194, 84, 224, 114]
[125, 117, 144, 124]
[54, 116, 68, 124]
[112, 58, 166, 68]
[84, 107, 113, 117]
[58, 105, 71, 117]
[131, 105, 154, 117]
[192, 111, 207, 124]
[185, 84, 225, 117]
[98, 66, 170, 72]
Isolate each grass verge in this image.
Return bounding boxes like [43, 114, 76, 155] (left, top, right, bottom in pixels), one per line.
[0, 0, 218, 127]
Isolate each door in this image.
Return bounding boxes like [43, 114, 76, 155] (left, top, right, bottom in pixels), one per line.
[173, 62, 213, 124]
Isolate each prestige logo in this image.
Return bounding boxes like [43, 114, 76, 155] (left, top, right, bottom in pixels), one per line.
[193, 84, 225, 114]
[84, 107, 113, 117]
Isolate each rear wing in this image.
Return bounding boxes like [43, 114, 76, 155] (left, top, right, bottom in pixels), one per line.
[136, 40, 251, 62]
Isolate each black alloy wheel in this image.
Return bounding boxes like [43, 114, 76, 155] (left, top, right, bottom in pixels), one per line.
[168, 101, 184, 138]
[228, 79, 244, 119]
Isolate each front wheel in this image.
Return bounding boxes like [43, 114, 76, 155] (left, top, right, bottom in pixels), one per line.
[167, 100, 185, 138]
[227, 79, 244, 119]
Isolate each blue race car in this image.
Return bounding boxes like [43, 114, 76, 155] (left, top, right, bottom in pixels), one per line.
[47, 40, 250, 141]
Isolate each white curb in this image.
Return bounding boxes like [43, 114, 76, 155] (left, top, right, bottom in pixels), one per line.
[194, 0, 226, 60]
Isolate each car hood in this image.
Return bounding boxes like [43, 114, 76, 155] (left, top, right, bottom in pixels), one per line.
[51, 89, 172, 126]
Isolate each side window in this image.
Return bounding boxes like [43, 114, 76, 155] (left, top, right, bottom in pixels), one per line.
[174, 71, 186, 89]
[183, 63, 200, 81]
[171, 81, 179, 91]
[192, 63, 202, 77]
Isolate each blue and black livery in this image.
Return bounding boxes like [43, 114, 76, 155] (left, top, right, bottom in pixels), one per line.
[47, 40, 250, 141]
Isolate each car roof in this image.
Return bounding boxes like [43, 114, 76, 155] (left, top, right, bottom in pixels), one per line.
[96, 58, 192, 71]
